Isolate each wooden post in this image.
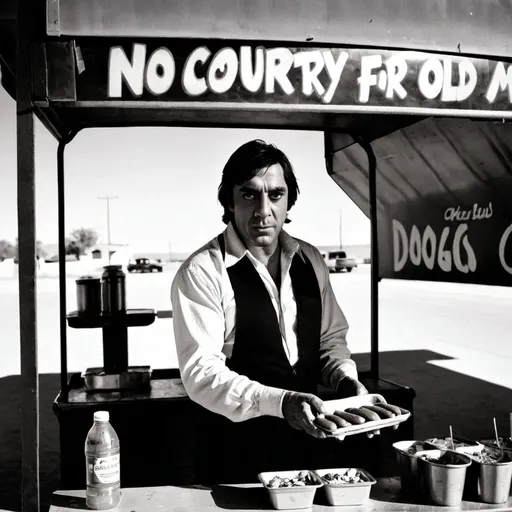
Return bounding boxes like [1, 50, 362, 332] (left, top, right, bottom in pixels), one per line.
[17, 0, 39, 510]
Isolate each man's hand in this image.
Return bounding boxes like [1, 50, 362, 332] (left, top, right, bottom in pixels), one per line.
[336, 377, 369, 398]
[282, 391, 328, 439]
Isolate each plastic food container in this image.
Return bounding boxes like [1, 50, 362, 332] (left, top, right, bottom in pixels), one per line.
[424, 436, 483, 454]
[258, 470, 323, 510]
[312, 468, 376, 506]
[318, 393, 411, 440]
[479, 437, 512, 458]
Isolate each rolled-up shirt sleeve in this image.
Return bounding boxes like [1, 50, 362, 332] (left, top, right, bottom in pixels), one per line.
[308, 250, 358, 390]
[171, 262, 286, 422]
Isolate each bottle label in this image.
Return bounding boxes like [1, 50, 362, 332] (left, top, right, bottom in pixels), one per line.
[87, 454, 120, 485]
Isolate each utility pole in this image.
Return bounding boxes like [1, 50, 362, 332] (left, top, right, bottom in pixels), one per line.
[338, 209, 343, 250]
[98, 196, 118, 263]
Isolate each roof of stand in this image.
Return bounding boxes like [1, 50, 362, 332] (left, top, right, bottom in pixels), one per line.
[1, 0, 512, 141]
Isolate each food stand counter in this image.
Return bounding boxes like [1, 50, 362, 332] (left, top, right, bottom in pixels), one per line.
[54, 370, 415, 489]
[48, 479, 512, 512]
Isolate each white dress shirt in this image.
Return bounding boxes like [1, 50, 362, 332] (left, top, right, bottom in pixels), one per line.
[171, 223, 358, 422]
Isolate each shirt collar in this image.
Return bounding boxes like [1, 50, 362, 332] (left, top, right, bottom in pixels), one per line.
[222, 222, 300, 268]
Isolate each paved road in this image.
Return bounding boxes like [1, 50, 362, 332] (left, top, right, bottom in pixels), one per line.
[3, 264, 512, 379]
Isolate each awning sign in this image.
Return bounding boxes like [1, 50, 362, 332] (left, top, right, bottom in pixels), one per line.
[73, 40, 512, 114]
[382, 196, 512, 285]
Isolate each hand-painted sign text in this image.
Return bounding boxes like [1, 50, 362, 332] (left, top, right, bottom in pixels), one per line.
[98, 43, 512, 113]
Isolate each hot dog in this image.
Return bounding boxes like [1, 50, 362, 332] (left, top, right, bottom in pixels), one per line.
[314, 416, 338, 432]
[325, 413, 351, 428]
[346, 407, 381, 422]
[363, 405, 396, 419]
[333, 410, 366, 425]
[376, 403, 404, 416]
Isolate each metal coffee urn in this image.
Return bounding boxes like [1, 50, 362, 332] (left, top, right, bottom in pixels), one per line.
[67, 265, 161, 392]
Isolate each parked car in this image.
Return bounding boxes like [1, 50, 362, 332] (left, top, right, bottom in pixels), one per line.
[320, 250, 348, 273]
[335, 251, 358, 272]
[127, 258, 164, 273]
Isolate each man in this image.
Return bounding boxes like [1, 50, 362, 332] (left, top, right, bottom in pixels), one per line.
[171, 139, 369, 484]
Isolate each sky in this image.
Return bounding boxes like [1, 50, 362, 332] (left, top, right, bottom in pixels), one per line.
[0, 86, 370, 254]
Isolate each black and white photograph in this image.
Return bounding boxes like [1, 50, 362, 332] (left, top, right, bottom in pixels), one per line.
[1, 2, 512, 512]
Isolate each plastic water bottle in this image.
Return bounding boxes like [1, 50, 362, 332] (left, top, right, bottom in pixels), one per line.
[85, 411, 121, 509]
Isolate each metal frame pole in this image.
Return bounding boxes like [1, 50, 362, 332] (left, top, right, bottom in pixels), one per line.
[17, 0, 38, 509]
[324, 131, 379, 379]
[353, 135, 379, 378]
[368, 144, 379, 379]
[57, 132, 79, 403]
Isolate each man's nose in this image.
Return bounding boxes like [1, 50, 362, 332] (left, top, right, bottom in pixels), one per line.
[254, 195, 271, 218]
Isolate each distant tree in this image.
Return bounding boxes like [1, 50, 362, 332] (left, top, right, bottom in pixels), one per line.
[65, 239, 81, 261]
[68, 227, 99, 256]
[0, 240, 15, 261]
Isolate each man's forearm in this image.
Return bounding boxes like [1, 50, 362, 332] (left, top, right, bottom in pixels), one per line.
[181, 356, 286, 421]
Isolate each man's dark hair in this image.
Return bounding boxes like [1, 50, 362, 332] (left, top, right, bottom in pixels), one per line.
[218, 139, 300, 225]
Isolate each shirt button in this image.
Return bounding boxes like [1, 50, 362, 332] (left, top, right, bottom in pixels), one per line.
[292, 369, 297, 376]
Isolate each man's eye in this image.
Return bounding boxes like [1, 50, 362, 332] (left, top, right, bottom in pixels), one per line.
[242, 193, 255, 200]
[269, 193, 283, 201]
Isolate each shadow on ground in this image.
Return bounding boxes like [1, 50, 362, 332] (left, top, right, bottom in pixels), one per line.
[353, 350, 512, 441]
[1, 349, 511, 512]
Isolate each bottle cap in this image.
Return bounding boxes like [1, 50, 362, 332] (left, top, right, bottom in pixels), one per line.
[94, 411, 109, 422]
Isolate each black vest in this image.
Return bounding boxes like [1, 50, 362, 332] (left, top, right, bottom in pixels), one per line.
[220, 233, 322, 393]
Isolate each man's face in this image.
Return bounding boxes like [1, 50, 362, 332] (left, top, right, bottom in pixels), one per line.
[230, 164, 289, 250]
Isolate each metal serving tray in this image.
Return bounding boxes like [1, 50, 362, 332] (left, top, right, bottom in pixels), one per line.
[82, 365, 151, 391]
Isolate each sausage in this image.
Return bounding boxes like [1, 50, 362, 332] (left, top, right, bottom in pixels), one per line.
[376, 402, 404, 416]
[346, 407, 380, 422]
[333, 410, 366, 425]
[358, 407, 383, 422]
[314, 416, 338, 432]
[363, 405, 396, 419]
[325, 414, 351, 428]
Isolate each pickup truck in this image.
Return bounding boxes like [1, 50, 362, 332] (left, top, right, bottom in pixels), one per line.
[334, 251, 358, 273]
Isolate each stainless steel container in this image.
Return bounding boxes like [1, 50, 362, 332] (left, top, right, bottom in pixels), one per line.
[418, 449, 472, 507]
[101, 265, 126, 313]
[76, 276, 101, 315]
[479, 456, 512, 504]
